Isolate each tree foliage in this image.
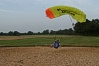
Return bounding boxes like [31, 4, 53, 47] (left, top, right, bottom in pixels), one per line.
[74, 19, 99, 36]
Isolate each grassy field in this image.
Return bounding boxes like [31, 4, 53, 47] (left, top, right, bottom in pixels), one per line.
[0, 35, 99, 47]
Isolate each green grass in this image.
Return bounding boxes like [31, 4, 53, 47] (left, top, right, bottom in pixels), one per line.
[61, 36, 99, 47]
[0, 35, 99, 47]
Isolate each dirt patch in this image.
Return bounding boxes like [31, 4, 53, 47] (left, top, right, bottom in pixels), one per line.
[0, 35, 54, 40]
[0, 47, 99, 66]
[0, 36, 37, 40]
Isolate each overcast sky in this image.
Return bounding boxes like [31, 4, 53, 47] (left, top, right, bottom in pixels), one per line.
[0, 0, 99, 33]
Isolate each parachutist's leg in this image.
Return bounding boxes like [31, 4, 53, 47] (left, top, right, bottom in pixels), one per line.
[54, 47, 58, 49]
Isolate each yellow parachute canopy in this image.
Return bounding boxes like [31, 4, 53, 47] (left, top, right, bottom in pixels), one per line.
[45, 5, 86, 23]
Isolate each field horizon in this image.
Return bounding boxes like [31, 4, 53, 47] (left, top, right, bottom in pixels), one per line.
[0, 35, 99, 47]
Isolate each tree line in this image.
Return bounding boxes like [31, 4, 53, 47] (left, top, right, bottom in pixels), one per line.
[0, 19, 99, 36]
[0, 28, 75, 36]
[74, 19, 99, 36]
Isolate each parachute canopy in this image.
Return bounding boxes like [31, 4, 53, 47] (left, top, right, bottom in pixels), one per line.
[45, 5, 86, 23]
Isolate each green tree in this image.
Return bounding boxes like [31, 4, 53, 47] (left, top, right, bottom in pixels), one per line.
[13, 31, 20, 36]
[8, 31, 14, 36]
[74, 19, 99, 36]
[27, 31, 34, 35]
[0, 32, 4, 36]
[42, 29, 49, 34]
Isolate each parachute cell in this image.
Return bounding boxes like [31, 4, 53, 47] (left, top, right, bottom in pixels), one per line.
[45, 5, 86, 23]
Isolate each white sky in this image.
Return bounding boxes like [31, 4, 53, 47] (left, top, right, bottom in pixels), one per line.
[0, 0, 99, 32]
